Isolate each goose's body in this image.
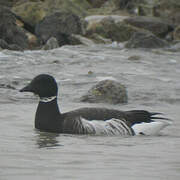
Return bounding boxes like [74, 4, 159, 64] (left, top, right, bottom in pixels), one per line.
[20, 74, 171, 136]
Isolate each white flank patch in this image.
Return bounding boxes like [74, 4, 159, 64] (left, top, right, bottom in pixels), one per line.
[132, 120, 172, 136]
[80, 117, 133, 136]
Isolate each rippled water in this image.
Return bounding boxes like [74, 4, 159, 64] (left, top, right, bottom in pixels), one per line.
[0, 45, 180, 180]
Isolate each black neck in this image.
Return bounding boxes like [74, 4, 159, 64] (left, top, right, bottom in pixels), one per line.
[35, 98, 63, 133]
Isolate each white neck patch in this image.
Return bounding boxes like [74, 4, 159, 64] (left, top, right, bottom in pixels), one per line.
[39, 96, 57, 103]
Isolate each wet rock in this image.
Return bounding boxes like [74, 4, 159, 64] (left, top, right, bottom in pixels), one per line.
[125, 32, 169, 49]
[42, 37, 59, 50]
[127, 55, 141, 61]
[35, 11, 85, 46]
[80, 80, 128, 104]
[0, 6, 28, 49]
[173, 25, 180, 41]
[86, 16, 140, 42]
[123, 16, 174, 38]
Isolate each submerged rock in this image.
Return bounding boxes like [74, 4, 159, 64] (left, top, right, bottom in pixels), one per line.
[0, 83, 16, 90]
[35, 11, 85, 46]
[80, 80, 128, 104]
[125, 32, 169, 49]
[42, 37, 59, 50]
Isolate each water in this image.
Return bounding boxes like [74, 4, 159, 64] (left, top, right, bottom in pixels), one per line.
[0, 44, 180, 180]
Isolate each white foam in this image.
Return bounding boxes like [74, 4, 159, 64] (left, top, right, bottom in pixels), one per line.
[0, 52, 9, 58]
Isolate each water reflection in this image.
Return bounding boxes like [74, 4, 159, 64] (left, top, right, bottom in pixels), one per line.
[35, 130, 62, 148]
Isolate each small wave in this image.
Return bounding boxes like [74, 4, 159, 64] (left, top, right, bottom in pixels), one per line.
[96, 76, 116, 81]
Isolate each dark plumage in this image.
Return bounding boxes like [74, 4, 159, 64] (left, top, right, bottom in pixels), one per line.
[20, 74, 171, 135]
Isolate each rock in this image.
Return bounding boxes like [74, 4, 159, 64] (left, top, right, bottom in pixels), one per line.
[87, 0, 118, 15]
[12, 0, 91, 29]
[80, 80, 128, 104]
[43, 0, 91, 17]
[125, 32, 169, 49]
[127, 55, 141, 61]
[0, 0, 13, 7]
[12, 1, 46, 28]
[42, 37, 59, 50]
[8, 44, 23, 51]
[0, 83, 16, 90]
[0, 39, 10, 49]
[87, 0, 107, 8]
[166, 42, 180, 52]
[35, 11, 85, 46]
[153, 0, 180, 25]
[88, 33, 112, 44]
[173, 25, 180, 41]
[100, 0, 141, 14]
[71, 34, 95, 46]
[86, 16, 141, 42]
[85, 15, 128, 26]
[0, 6, 28, 49]
[25, 31, 39, 49]
[123, 16, 174, 38]
[138, 3, 155, 16]
[0, 39, 23, 51]
[113, 0, 137, 10]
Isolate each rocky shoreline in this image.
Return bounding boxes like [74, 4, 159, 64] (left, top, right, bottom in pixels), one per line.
[0, 0, 180, 51]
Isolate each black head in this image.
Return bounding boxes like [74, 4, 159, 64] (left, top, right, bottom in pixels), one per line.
[20, 74, 58, 98]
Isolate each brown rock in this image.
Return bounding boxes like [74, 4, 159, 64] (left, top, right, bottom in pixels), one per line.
[80, 80, 128, 104]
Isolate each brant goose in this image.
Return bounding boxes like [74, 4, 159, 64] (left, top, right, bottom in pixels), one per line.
[20, 74, 171, 135]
